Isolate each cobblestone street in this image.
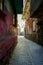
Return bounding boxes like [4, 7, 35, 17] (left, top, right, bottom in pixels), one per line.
[9, 36, 43, 65]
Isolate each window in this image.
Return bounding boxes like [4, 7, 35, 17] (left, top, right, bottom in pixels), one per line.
[13, 15, 15, 25]
[33, 21, 36, 32]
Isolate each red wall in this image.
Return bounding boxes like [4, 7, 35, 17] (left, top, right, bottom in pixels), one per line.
[0, 19, 6, 37]
[0, 8, 13, 37]
[4, 7, 13, 30]
[0, 4, 17, 64]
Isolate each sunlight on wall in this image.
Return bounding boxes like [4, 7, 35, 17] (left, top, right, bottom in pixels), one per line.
[17, 14, 25, 32]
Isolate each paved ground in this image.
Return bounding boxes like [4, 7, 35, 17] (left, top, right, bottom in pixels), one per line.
[9, 36, 43, 65]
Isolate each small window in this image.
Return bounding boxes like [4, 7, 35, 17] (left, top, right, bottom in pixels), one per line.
[13, 15, 15, 25]
[33, 21, 36, 32]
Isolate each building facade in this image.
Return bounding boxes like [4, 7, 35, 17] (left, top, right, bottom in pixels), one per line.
[22, 0, 38, 42]
[30, 0, 43, 46]
[0, 0, 17, 64]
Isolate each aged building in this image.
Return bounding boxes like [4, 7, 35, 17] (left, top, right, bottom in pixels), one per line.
[30, 0, 43, 45]
[0, 0, 17, 64]
[22, 0, 38, 42]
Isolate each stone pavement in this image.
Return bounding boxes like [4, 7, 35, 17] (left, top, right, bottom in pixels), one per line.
[9, 36, 43, 65]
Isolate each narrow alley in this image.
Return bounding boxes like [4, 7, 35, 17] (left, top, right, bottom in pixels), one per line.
[0, 0, 43, 65]
[9, 36, 43, 65]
